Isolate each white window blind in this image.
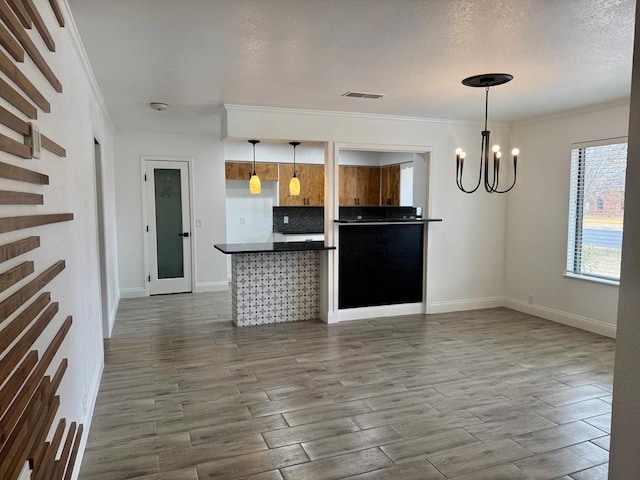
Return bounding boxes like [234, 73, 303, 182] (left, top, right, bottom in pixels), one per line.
[567, 139, 627, 281]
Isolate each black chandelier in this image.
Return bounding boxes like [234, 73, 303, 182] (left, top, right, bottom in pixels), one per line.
[455, 73, 519, 194]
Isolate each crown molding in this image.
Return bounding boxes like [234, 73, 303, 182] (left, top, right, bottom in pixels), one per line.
[512, 98, 630, 127]
[61, 0, 116, 134]
[222, 104, 509, 128]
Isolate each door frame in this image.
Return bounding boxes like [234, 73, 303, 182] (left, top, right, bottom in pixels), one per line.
[140, 155, 195, 296]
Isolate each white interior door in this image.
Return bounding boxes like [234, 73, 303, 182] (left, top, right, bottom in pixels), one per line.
[145, 160, 192, 295]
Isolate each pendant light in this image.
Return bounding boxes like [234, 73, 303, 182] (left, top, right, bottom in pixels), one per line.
[289, 141, 301, 196]
[248, 139, 261, 194]
[455, 73, 520, 193]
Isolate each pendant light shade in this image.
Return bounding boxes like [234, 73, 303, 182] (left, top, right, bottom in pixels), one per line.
[289, 141, 301, 196]
[248, 139, 261, 195]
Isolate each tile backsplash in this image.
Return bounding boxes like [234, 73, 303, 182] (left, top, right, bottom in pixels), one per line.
[273, 206, 324, 234]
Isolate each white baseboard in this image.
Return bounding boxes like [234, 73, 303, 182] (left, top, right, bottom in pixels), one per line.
[119, 287, 146, 298]
[338, 303, 425, 322]
[428, 296, 504, 314]
[194, 281, 230, 293]
[504, 297, 616, 338]
[73, 358, 104, 480]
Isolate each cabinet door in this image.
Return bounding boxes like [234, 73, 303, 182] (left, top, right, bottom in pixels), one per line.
[301, 164, 325, 206]
[225, 161, 278, 181]
[339, 166, 358, 205]
[357, 166, 381, 206]
[381, 164, 401, 205]
[278, 164, 304, 206]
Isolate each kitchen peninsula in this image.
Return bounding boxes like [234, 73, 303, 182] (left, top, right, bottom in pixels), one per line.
[214, 241, 335, 327]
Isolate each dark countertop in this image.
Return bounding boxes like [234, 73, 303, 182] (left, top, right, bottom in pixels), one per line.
[334, 218, 443, 224]
[214, 241, 336, 255]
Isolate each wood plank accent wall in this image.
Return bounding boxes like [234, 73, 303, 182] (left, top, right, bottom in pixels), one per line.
[0, 161, 48, 184]
[0, 21, 24, 62]
[0, 1, 82, 478]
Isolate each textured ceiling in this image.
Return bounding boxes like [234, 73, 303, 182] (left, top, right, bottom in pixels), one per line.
[67, 0, 635, 135]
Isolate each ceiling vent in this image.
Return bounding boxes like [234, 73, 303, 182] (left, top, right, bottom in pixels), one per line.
[342, 91, 385, 99]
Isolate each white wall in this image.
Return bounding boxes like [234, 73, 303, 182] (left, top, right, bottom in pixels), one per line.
[505, 102, 630, 337]
[610, 7, 640, 474]
[0, 1, 117, 477]
[225, 180, 278, 243]
[114, 130, 228, 296]
[224, 105, 512, 318]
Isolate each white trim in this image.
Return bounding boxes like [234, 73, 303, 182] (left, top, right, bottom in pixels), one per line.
[223, 103, 510, 128]
[119, 287, 146, 299]
[563, 272, 620, 286]
[428, 296, 505, 314]
[512, 98, 630, 127]
[504, 297, 616, 339]
[61, 0, 115, 133]
[194, 281, 230, 292]
[73, 359, 104, 480]
[338, 303, 425, 322]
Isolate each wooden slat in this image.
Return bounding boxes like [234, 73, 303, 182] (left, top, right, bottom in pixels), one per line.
[0, 214, 73, 234]
[41, 134, 65, 157]
[0, 291, 48, 351]
[0, 302, 58, 385]
[6, 0, 29, 28]
[0, 1, 62, 92]
[62, 423, 82, 480]
[0, 161, 48, 184]
[0, 189, 43, 204]
[0, 260, 33, 292]
[54, 422, 75, 480]
[33, 418, 65, 479]
[0, 236, 40, 263]
[0, 21, 23, 61]
[48, 0, 63, 27]
[0, 132, 31, 158]
[0, 49, 50, 112]
[0, 104, 28, 134]
[0, 350, 37, 419]
[22, 0, 55, 52]
[0, 315, 72, 448]
[6, 394, 59, 480]
[0, 77, 37, 119]
[0, 260, 64, 322]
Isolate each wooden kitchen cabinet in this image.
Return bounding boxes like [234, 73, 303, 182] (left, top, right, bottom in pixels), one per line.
[339, 166, 380, 205]
[225, 161, 278, 181]
[381, 164, 401, 205]
[279, 164, 324, 206]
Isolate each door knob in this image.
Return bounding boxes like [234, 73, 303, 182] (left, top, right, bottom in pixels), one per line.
[179, 232, 190, 237]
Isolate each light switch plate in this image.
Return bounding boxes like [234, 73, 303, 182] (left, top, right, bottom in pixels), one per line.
[196, 218, 203, 227]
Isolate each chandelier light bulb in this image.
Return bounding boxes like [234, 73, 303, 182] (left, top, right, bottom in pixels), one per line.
[492, 145, 501, 153]
[512, 148, 520, 156]
[496, 151, 502, 159]
[455, 148, 463, 156]
[460, 151, 466, 159]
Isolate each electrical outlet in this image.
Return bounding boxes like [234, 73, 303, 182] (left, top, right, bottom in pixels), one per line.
[284, 216, 289, 224]
[240, 217, 246, 225]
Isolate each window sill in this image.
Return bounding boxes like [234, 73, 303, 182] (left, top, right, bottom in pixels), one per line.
[563, 272, 620, 286]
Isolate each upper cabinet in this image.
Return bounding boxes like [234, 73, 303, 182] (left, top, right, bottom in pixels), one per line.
[225, 161, 278, 181]
[339, 165, 383, 206]
[279, 164, 324, 206]
[380, 164, 401, 206]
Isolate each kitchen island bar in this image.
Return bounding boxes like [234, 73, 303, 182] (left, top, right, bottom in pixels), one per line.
[214, 241, 335, 326]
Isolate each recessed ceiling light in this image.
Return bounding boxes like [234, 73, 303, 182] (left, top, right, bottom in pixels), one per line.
[342, 91, 386, 99]
[149, 102, 169, 111]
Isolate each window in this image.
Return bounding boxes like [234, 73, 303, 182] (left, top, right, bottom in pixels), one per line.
[567, 139, 627, 281]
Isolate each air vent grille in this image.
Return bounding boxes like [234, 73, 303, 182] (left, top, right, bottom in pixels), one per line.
[342, 91, 385, 99]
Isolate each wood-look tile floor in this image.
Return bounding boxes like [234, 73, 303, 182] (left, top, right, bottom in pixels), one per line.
[79, 292, 614, 480]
